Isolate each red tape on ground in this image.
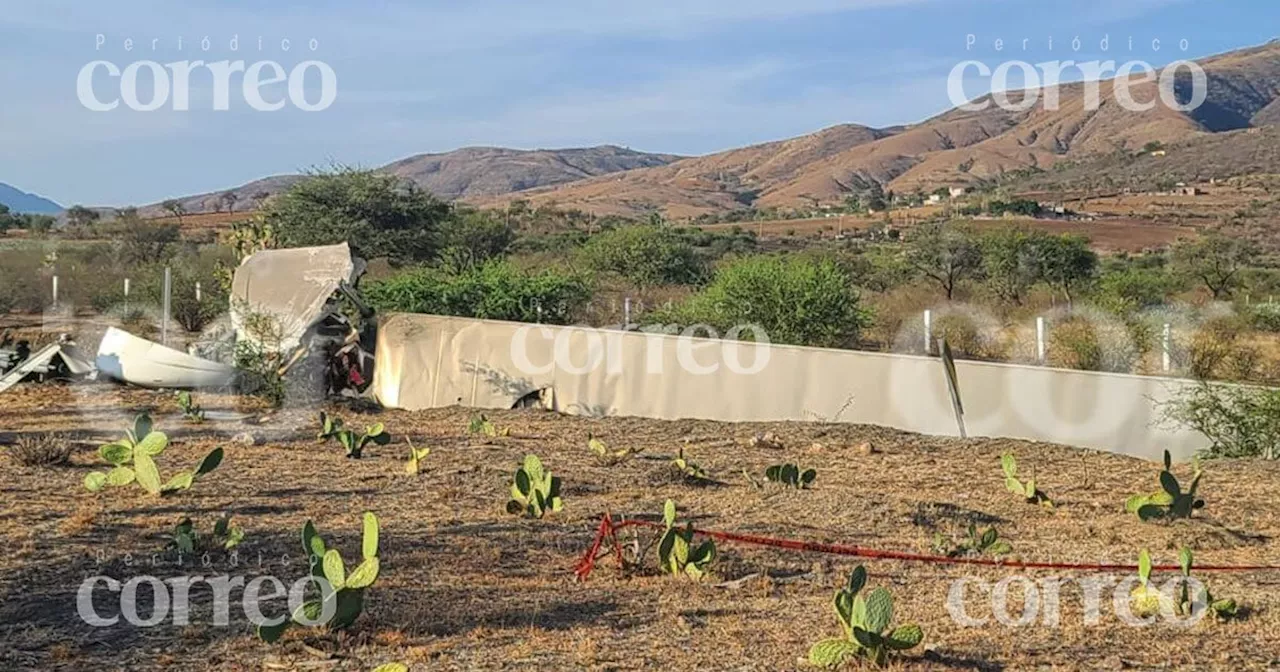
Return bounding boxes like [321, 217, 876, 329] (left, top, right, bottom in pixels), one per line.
[573, 513, 1280, 581]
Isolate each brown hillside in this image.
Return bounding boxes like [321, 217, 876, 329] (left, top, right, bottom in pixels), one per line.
[138, 145, 681, 217]
[490, 41, 1280, 218]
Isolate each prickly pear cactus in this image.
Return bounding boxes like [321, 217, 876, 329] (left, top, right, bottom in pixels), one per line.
[1126, 451, 1204, 521]
[765, 463, 817, 489]
[808, 639, 859, 668]
[812, 565, 923, 668]
[1129, 549, 1169, 617]
[258, 512, 381, 643]
[506, 455, 564, 518]
[84, 414, 222, 497]
[656, 499, 716, 579]
[1001, 453, 1053, 509]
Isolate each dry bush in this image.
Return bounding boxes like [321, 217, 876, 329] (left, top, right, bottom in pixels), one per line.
[1177, 316, 1261, 381]
[8, 432, 74, 467]
[931, 312, 1011, 361]
[1047, 315, 1145, 373]
[864, 283, 939, 351]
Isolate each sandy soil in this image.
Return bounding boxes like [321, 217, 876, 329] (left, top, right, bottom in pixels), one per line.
[2, 385, 1280, 671]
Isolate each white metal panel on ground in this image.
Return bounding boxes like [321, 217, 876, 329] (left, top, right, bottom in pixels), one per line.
[372, 313, 1210, 461]
[231, 243, 355, 352]
[96, 327, 237, 389]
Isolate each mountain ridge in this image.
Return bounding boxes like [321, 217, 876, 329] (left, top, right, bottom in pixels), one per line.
[135, 40, 1280, 220]
[0, 183, 62, 214]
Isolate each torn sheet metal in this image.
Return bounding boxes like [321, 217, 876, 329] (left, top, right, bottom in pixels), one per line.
[231, 243, 357, 352]
[0, 337, 95, 394]
[96, 327, 237, 389]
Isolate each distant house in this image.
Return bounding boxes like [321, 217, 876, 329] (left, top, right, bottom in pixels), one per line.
[927, 194, 943, 205]
[949, 187, 969, 198]
[1175, 186, 1203, 196]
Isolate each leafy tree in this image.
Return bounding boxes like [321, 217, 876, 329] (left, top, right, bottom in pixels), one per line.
[22, 214, 55, 234]
[162, 199, 186, 224]
[438, 209, 515, 270]
[263, 167, 451, 263]
[657, 255, 870, 348]
[65, 205, 100, 228]
[363, 259, 591, 324]
[1171, 233, 1259, 300]
[906, 222, 983, 300]
[578, 226, 706, 287]
[981, 227, 1041, 305]
[865, 182, 888, 212]
[0, 203, 14, 232]
[988, 199, 1042, 217]
[220, 191, 239, 213]
[116, 212, 182, 264]
[1034, 234, 1097, 307]
[1095, 264, 1181, 313]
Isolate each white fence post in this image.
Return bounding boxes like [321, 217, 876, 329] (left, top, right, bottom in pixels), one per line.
[624, 296, 632, 328]
[195, 282, 202, 303]
[923, 309, 933, 355]
[162, 267, 172, 346]
[1036, 316, 1046, 364]
[1162, 323, 1172, 373]
[51, 275, 59, 308]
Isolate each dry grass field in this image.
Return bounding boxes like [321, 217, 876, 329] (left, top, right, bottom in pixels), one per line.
[2, 384, 1280, 670]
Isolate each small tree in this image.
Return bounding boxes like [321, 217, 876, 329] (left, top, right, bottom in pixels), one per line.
[263, 167, 451, 263]
[1172, 233, 1259, 300]
[657, 255, 869, 348]
[65, 205, 100, 229]
[1163, 382, 1280, 460]
[981, 226, 1041, 305]
[906, 221, 983, 300]
[162, 199, 186, 224]
[117, 212, 182, 264]
[1034, 233, 1097, 308]
[578, 225, 706, 287]
[220, 191, 239, 214]
[438, 209, 515, 270]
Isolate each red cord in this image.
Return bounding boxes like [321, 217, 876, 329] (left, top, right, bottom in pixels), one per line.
[573, 513, 1280, 581]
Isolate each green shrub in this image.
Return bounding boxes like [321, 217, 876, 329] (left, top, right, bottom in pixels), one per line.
[653, 255, 870, 348]
[439, 208, 515, 269]
[264, 167, 451, 263]
[1095, 266, 1179, 313]
[1162, 382, 1280, 459]
[1250, 304, 1280, 333]
[578, 225, 706, 287]
[364, 260, 591, 324]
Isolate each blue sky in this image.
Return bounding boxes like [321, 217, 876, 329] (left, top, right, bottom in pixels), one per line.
[0, 0, 1275, 207]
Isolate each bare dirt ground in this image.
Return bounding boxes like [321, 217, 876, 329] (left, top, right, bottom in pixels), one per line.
[3, 385, 1280, 670]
